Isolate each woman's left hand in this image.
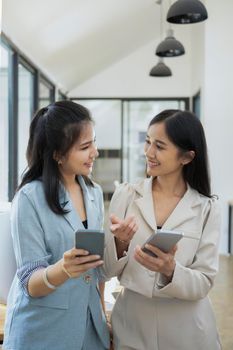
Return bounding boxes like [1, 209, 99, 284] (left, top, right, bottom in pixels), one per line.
[134, 244, 177, 279]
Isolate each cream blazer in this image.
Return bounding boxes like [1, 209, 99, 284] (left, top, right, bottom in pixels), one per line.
[104, 177, 221, 300]
[104, 178, 221, 350]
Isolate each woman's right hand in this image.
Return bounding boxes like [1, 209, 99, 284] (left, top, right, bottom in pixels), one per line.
[61, 248, 103, 278]
[110, 214, 138, 244]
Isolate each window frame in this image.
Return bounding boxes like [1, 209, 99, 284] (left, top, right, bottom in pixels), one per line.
[72, 97, 189, 197]
[39, 74, 55, 107]
[0, 32, 57, 200]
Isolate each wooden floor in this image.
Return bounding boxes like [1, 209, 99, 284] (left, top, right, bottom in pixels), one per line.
[210, 255, 233, 350]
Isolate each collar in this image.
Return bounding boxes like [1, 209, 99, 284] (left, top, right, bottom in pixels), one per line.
[59, 175, 94, 208]
[133, 177, 203, 231]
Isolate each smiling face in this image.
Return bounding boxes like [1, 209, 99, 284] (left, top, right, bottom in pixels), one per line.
[58, 122, 99, 178]
[144, 122, 191, 179]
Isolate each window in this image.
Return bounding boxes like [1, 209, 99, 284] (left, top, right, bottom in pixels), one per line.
[0, 35, 58, 200]
[17, 62, 34, 183]
[123, 100, 187, 182]
[76, 99, 122, 200]
[0, 43, 10, 201]
[39, 77, 55, 108]
[193, 90, 201, 119]
[78, 98, 188, 193]
[58, 90, 67, 101]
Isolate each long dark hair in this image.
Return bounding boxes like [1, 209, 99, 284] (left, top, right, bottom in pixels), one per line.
[149, 109, 211, 197]
[18, 100, 94, 214]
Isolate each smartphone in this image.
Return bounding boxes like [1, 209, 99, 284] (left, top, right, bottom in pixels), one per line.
[141, 229, 183, 257]
[75, 229, 105, 259]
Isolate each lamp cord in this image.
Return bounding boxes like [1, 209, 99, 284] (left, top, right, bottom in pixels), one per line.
[168, 0, 172, 30]
[160, 1, 163, 40]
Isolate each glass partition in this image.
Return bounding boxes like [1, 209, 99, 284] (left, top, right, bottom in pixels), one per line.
[39, 78, 54, 108]
[123, 100, 186, 183]
[77, 99, 122, 200]
[58, 90, 67, 101]
[0, 44, 10, 201]
[17, 63, 34, 183]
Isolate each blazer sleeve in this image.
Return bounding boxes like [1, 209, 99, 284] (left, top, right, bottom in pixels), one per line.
[94, 184, 110, 282]
[93, 182, 105, 230]
[154, 198, 221, 300]
[11, 189, 51, 294]
[103, 183, 134, 278]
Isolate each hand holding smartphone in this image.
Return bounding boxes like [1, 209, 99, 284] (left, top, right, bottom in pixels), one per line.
[75, 229, 105, 259]
[141, 229, 183, 257]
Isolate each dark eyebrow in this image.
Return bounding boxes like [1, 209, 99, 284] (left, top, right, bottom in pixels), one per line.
[146, 135, 167, 146]
[80, 141, 92, 147]
[80, 137, 96, 147]
[156, 139, 167, 146]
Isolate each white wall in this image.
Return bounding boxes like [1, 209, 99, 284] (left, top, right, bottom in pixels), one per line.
[71, 4, 233, 255]
[3, 0, 230, 253]
[0, 0, 2, 33]
[203, 0, 233, 253]
[70, 28, 193, 98]
[190, 23, 205, 98]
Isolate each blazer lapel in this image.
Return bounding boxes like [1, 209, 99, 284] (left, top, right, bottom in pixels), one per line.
[134, 179, 202, 232]
[78, 176, 99, 229]
[134, 178, 157, 231]
[162, 185, 202, 230]
[59, 181, 84, 231]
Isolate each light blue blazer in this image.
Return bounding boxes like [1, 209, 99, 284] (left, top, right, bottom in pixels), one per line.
[3, 176, 110, 350]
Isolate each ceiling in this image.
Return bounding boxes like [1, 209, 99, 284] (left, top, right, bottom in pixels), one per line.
[2, 0, 166, 92]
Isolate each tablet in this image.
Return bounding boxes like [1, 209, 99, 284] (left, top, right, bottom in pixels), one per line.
[75, 229, 105, 259]
[141, 229, 183, 257]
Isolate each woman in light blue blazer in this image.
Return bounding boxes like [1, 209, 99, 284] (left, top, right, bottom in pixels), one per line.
[4, 101, 111, 350]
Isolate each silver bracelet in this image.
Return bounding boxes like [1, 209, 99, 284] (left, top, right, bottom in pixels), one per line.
[42, 266, 57, 290]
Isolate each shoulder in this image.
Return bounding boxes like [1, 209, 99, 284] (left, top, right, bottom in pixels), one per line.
[109, 180, 146, 219]
[14, 180, 45, 207]
[203, 195, 220, 217]
[198, 194, 221, 231]
[191, 188, 220, 218]
[113, 178, 148, 197]
[20, 180, 43, 195]
[111, 178, 147, 205]
[198, 190, 219, 209]
[11, 181, 46, 223]
[112, 181, 136, 200]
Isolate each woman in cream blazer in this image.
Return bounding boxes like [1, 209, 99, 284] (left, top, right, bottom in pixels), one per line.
[104, 110, 221, 350]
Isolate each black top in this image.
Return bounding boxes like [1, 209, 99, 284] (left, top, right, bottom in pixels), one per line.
[82, 220, 88, 229]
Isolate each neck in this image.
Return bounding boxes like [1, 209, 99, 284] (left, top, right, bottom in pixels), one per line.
[152, 174, 186, 198]
[61, 173, 78, 190]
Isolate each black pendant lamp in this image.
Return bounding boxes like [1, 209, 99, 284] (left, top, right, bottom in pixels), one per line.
[167, 0, 208, 24]
[149, 58, 172, 77]
[156, 29, 185, 57]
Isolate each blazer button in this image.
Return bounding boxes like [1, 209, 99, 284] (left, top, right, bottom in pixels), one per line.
[147, 270, 155, 277]
[83, 274, 92, 284]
